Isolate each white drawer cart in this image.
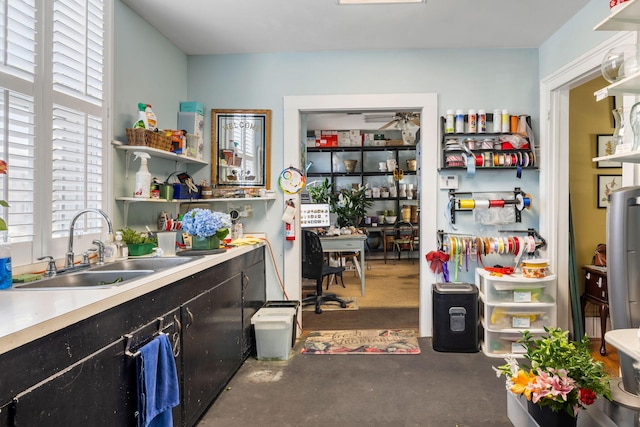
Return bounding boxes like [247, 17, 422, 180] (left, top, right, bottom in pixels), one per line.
[476, 268, 557, 357]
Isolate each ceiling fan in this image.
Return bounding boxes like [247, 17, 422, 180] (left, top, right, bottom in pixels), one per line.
[364, 112, 420, 130]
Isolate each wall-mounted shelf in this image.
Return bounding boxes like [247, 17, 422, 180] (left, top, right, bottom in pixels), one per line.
[594, 0, 640, 32]
[593, 150, 640, 164]
[593, 0, 640, 99]
[116, 195, 276, 226]
[113, 141, 208, 165]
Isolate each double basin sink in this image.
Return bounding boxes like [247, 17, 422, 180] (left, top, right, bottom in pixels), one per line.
[15, 256, 201, 290]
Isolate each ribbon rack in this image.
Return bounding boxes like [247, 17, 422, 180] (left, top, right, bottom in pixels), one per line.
[447, 187, 533, 224]
[437, 228, 546, 256]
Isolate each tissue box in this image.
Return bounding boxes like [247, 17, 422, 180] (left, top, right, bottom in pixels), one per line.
[180, 101, 204, 116]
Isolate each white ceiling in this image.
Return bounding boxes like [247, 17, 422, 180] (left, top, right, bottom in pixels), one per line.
[121, 0, 590, 55]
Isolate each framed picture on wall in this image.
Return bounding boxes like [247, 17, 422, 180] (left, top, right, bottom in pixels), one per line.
[596, 134, 621, 168]
[597, 174, 622, 209]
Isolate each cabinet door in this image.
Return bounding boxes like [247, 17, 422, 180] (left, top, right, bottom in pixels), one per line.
[242, 259, 267, 358]
[181, 274, 243, 427]
[12, 338, 131, 427]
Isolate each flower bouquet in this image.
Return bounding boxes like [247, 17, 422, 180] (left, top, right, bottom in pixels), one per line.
[181, 208, 231, 250]
[495, 327, 611, 423]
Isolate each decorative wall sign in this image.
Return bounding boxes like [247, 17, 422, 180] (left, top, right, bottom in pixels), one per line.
[211, 109, 271, 188]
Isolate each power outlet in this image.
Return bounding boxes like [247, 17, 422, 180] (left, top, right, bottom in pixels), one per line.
[439, 175, 459, 190]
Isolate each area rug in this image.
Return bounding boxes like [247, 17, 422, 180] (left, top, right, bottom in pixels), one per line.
[301, 329, 420, 354]
[302, 297, 358, 312]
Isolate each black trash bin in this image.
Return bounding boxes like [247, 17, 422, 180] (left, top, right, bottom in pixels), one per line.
[432, 283, 479, 353]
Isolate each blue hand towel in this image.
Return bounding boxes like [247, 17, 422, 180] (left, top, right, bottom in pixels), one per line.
[136, 334, 180, 427]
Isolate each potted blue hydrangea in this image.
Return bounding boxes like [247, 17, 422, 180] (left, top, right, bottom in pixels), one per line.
[181, 208, 232, 250]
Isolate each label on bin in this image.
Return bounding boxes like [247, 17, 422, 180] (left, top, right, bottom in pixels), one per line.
[512, 316, 531, 328]
[513, 290, 532, 303]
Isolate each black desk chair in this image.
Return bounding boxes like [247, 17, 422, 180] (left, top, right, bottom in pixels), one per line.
[301, 230, 347, 314]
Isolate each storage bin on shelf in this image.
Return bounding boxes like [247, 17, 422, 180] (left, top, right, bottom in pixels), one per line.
[125, 128, 172, 151]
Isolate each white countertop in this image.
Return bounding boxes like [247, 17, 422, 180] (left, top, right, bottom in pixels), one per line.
[0, 244, 262, 354]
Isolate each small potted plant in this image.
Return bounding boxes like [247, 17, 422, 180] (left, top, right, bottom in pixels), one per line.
[120, 227, 157, 256]
[181, 208, 231, 250]
[494, 327, 611, 426]
[330, 184, 373, 228]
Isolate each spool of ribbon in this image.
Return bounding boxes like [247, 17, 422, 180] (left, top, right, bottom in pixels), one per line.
[475, 199, 490, 209]
[459, 199, 475, 209]
[489, 199, 505, 208]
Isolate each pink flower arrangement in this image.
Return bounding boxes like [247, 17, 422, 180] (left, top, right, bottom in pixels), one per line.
[495, 327, 611, 418]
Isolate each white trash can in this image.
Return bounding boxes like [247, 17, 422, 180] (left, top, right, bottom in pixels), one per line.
[251, 307, 296, 360]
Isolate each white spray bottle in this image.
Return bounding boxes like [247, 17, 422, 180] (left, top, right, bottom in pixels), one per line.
[133, 152, 151, 198]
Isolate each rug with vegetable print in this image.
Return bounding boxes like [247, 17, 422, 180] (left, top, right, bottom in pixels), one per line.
[301, 329, 420, 354]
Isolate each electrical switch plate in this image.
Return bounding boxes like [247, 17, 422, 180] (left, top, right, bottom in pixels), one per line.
[439, 175, 459, 190]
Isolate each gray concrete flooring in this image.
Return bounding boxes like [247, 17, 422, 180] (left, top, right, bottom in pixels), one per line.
[197, 337, 511, 427]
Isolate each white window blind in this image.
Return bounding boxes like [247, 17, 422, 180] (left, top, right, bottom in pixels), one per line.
[0, 0, 109, 264]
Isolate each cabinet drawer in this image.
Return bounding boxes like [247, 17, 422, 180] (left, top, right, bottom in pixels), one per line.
[585, 271, 608, 300]
[486, 305, 553, 331]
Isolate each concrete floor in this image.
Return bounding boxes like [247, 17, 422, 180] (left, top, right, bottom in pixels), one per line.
[197, 337, 512, 427]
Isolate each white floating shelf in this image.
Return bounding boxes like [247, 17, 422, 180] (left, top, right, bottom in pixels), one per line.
[593, 150, 640, 164]
[594, 0, 640, 31]
[113, 141, 208, 165]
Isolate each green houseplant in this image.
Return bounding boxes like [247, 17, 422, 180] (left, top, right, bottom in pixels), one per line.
[119, 227, 157, 256]
[330, 184, 373, 228]
[495, 327, 611, 423]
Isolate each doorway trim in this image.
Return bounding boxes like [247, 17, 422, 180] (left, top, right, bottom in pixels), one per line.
[540, 31, 635, 331]
[283, 93, 438, 337]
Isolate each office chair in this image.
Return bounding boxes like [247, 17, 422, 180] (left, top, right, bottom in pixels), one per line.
[301, 230, 348, 314]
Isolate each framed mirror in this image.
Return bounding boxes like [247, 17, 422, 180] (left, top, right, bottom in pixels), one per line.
[211, 109, 271, 188]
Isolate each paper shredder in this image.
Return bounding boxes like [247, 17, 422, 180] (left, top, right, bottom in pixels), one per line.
[432, 283, 479, 353]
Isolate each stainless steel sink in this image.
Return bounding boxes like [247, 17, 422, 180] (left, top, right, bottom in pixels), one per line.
[90, 256, 201, 272]
[14, 270, 154, 290]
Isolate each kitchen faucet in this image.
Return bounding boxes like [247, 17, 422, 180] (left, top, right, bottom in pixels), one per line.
[65, 208, 114, 269]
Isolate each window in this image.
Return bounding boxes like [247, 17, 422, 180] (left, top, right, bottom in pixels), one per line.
[0, 0, 111, 266]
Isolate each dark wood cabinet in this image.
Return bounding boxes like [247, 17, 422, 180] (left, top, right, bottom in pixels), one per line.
[581, 265, 609, 356]
[0, 247, 266, 427]
[181, 272, 243, 427]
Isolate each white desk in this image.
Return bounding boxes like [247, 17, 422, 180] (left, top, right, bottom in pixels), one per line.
[320, 234, 366, 296]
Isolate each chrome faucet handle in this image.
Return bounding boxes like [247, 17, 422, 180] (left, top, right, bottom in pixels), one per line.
[37, 255, 58, 277]
[91, 239, 105, 266]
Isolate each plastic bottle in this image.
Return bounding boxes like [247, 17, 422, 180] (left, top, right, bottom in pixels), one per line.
[145, 104, 157, 131]
[115, 231, 128, 260]
[133, 103, 148, 129]
[133, 152, 151, 198]
[478, 110, 486, 133]
[501, 109, 510, 133]
[0, 231, 12, 289]
[445, 110, 454, 133]
[492, 109, 502, 132]
[467, 109, 477, 133]
[455, 109, 464, 133]
[103, 234, 117, 263]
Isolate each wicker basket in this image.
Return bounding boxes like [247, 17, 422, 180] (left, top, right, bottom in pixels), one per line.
[126, 128, 172, 151]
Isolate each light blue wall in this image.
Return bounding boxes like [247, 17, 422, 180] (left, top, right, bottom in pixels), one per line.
[114, 1, 545, 292]
[539, 0, 612, 78]
[113, 1, 189, 228]
[187, 50, 540, 286]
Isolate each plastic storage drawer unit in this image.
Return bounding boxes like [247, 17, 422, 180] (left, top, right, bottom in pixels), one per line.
[251, 307, 296, 360]
[432, 283, 479, 353]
